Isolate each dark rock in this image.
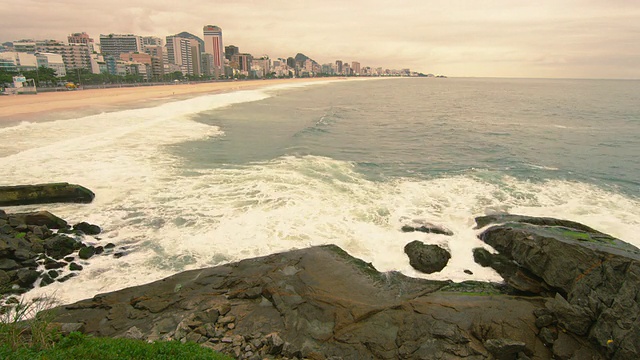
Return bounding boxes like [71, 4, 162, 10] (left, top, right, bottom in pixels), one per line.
[57, 273, 77, 283]
[475, 214, 605, 234]
[64, 256, 75, 262]
[16, 268, 40, 287]
[105, 243, 116, 249]
[44, 235, 79, 259]
[48, 270, 60, 279]
[8, 211, 68, 229]
[73, 222, 101, 235]
[13, 248, 36, 261]
[463, 269, 473, 275]
[78, 246, 96, 260]
[472, 247, 549, 294]
[484, 338, 527, 360]
[401, 221, 453, 236]
[0, 183, 94, 206]
[0, 224, 13, 234]
[0, 209, 6, 220]
[535, 314, 554, 328]
[20, 258, 38, 268]
[31, 225, 45, 239]
[545, 294, 594, 336]
[69, 262, 83, 271]
[0, 269, 10, 285]
[0, 258, 19, 270]
[404, 240, 450, 274]
[265, 332, 285, 355]
[40, 273, 54, 287]
[477, 214, 640, 359]
[538, 327, 556, 346]
[94, 246, 104, 255]
[44, 258, 66, 270]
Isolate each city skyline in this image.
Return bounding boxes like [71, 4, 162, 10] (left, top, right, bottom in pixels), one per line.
[2, 0, 639, 79]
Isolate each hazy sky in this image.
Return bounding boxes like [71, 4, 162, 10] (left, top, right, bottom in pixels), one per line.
[2, 0, 639, 78]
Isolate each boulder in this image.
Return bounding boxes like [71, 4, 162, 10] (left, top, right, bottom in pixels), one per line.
[44, 234, 80, 259]
[16, 268, 40, 287]
[8, 211, 68, 229]
[73, 222, 101, 235]
[78, 246, 96, 260]
[477, 214, 640, 359]
[484, 338, 527, 360]
[0, 183, 94, 206]
[404, 240, 451, 274]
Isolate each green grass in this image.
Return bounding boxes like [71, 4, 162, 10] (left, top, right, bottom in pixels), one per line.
[0, 332, 232, 360]
[0, 295, 231, 360]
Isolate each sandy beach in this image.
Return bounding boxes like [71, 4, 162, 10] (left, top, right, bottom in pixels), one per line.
[0, 78, 336, 121]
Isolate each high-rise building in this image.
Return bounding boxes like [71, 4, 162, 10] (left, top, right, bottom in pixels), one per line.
[165, 35, 201, 76]
[351, 61, 361, 75]
[99, 34, 143, 57]
[232, 53, 252, 72]
[203, 25, 224, 77]
[224, 45, 239, 61]
[335, 60, 343, 75]
[38, 41, 92, 71]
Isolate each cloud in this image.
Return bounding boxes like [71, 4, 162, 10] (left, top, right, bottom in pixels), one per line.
[1, 0, 639, 78]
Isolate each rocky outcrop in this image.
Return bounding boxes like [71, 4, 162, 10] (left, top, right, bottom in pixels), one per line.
[0, 209, 108, 296]
[0, 183, 95, 206]
[476, 214, 640, 360]
[404, 240, 451, 274]
[49, 244, 598, 360]
[14, 213, 633, 359]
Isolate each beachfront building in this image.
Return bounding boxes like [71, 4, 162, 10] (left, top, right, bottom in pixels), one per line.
[143, 45, 165, 80]
[203, 25, 224, 78]
[352, 61, 361, 76]
[335, 60, 343, 75]
[142, 36, 163, 47]
[36, 41, 92, 71]
[99, 34, 143, 57]
[0, 52, 37, 72]
[165, 34, 201, 76]
[343, 63, 351, 76]
[35, 53, 66, 77]
[68, 32, 95, 52]
[252, 56, 271, 77]
[12, 41, 37, 53]
[236, 53, 252, 73]
[120, 53, 153, 80]
[0, 51, 65, 77]
[224, 45, 239, 61]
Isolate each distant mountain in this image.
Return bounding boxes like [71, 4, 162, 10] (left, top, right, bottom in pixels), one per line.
[294, 53, 317, 66]
[175, 32, 204, 49]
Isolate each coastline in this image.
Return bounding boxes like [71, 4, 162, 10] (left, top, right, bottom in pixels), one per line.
[0, 78, 339, 123]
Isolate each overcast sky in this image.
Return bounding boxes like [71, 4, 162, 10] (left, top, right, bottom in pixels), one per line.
[2, 0, 639, 79]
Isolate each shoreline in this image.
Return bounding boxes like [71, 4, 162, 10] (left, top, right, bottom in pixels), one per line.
[0, 78, 339, 123]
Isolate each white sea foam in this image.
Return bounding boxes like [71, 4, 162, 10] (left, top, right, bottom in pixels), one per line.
[2, 84, 639, 305]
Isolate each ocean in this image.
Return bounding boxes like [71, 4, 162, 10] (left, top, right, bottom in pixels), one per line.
[1, 77, 639, 305]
